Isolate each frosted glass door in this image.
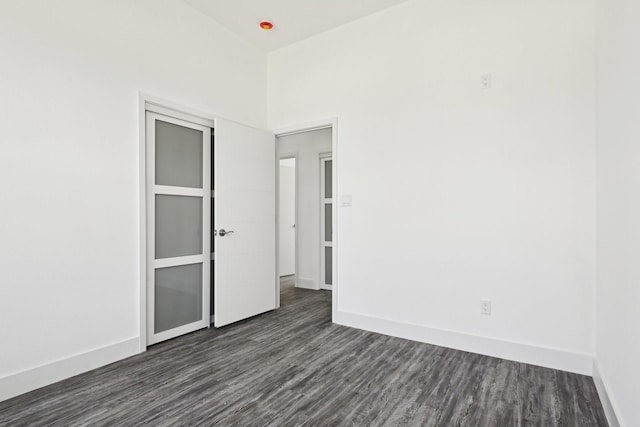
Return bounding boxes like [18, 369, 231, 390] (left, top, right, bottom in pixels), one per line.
[320, 156, 333, 290]
[146, 112, 211, 345]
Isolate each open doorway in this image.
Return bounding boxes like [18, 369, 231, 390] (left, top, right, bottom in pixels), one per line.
[276, 126, 334, 308]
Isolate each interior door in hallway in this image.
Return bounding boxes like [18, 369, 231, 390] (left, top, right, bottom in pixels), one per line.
[320, 155, 332, 290]
[278, 158, 296, 277]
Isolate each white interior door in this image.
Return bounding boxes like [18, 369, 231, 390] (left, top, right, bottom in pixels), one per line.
[214, 118, 276, 327]
[146, 112, 210, 345]
[278, 158, 296, 276]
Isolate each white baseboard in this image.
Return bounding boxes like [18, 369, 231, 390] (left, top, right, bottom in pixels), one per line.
[592, 359, 622, 427]
[296, 277, 318, 290]
[334, 310, 593, 375]
[0, 337, 140, 402]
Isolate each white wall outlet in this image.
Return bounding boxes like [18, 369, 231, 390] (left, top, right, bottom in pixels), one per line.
[480, 299, 492, 315]
[481, 74, 492, 89]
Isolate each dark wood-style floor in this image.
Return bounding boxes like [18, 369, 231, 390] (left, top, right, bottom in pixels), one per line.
[1, 278, 607, 426]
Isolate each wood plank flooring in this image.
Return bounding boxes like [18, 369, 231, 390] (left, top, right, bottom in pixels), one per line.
[0, 279, 608, 426]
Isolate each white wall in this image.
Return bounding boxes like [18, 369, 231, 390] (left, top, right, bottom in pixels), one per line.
[279, 159, 296, 276]
[0, 0, 266, 399]
[277, 129, 332, 290]
[595, 0, 640, 424]
[269, 0, 596, 371]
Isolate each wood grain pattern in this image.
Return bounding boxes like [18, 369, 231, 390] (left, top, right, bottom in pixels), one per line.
[0, 280, 607, 426]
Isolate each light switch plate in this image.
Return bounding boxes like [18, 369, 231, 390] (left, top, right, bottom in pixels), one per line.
[480, 299, 492, 316]
[481, 74, 492, 89]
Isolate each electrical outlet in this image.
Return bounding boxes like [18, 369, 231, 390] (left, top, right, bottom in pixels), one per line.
[481, 74, 492, 89]
[480, 299, 492, 316]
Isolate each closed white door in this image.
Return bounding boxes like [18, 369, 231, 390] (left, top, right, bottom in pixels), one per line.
[146, 112, 211, 345]
[278, 158, 296, 276]
[214, 118, 276, 327]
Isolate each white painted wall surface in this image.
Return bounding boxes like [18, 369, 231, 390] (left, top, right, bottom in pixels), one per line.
[595, 0, 640, 424]
[279, 159, 296, 276]
[269, 0, 596, 366]
[0, 0, 266, 397]
[277, 129, 332, 290]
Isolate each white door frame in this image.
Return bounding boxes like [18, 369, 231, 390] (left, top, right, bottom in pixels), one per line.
[277, 153, 299, 290]
[273, 118, 338, 317]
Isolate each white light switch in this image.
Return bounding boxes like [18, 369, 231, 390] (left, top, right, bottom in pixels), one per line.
[340, 194, 352, 207]
[481, 74, 492, 89]
[480, 299, 492, 316]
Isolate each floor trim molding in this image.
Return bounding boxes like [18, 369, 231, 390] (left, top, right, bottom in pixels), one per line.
[334, 310, 593, 375]
[0, 337, 140, 402]
[592, 359, 622, 427]
[295, 277, 317, 290]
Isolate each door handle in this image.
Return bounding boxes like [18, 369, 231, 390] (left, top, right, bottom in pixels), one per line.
[218, 229, 234, 237]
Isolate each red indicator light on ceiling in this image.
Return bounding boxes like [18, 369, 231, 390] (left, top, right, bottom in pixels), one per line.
[260, 21, 274, 30]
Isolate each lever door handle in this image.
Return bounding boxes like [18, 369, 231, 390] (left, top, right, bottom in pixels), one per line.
[218, 229, 234, 237]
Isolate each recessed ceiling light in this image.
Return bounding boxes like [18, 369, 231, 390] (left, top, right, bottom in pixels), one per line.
[259, 21, 274, 30]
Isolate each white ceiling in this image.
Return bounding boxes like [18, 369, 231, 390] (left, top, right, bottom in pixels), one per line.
[181, 0, 411, 52]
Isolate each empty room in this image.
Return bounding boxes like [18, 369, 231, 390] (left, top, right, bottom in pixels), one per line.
[0, 0, 637, 425]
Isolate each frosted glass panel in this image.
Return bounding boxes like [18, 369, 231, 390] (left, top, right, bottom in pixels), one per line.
[325, 247, 332, 285]
[324, 160, 332, 199]
[324, 204, 332, 242]
[155, 195, 202, 259]
[155, 263, 202, 333]
[155, 120, 203, 188]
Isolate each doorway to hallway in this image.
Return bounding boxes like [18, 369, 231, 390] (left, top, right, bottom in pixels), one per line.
[276, 126, 334, 301]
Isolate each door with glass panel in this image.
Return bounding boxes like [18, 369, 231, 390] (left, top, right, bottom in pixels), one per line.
[146, 112, 210, 345]
[320, 155, 332, 290]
